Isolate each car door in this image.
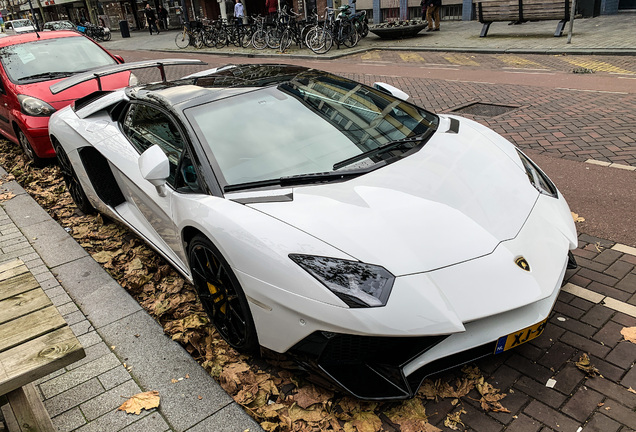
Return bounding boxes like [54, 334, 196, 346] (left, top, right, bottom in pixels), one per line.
[0, 73, 14, 140]
[110, 102, 205, 272]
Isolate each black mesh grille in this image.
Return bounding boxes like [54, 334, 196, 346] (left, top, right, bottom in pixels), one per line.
[452, 102, 518, 117]
[78, 147, 126, 207]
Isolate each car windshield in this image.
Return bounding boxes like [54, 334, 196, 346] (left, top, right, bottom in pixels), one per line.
[186, 72, 438, 189]
[0, 36, 116, 83]
[11, 20, 32, 28]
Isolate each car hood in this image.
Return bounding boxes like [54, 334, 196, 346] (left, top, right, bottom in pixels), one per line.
[239, 116, 539, 276]
[14, 72, 130, 109]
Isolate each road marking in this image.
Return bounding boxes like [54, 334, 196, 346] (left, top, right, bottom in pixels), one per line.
[399, 53, 425, 62]
[504, 71, 556, 75]
[443, 54, 480, 67]
[612, 244, 636, 256]
[585, 159, 636, 171]
[445, 79, 494, 84]
[358, 63, 387, 66]
[420, 66, 460, 71]
[502, 67, 551, 71]
[556, 88, 628, 94]
[497, 55, 543, 68]
[360, 51, 382, 60]
[561, 58, 634, 75]
[618, 76, 636, 80]
[562, 283, 636, 318]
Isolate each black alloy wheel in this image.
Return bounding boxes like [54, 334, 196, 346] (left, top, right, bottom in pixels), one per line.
[188, 235, 258, 353]
[18, 129, 47, 167]
[52, 139, 95, 215]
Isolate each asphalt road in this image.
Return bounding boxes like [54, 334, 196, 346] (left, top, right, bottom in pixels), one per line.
[113, 49, 636, 247]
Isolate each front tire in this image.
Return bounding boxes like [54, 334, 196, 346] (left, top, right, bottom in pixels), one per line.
[188, 235, 259, 353]
[53, 139, 95, 215]
[18, 129, 47, 167]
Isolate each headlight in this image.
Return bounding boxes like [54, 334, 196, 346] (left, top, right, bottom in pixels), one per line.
[129, 72, 139, 86]
[18, 95, 56, 116]
[289, 254, 394, 308]
[517, 150, 558, 198]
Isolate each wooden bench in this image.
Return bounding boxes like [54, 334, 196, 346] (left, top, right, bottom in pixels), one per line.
[0, 259, 85, 432]
[476, 0, 571, 37]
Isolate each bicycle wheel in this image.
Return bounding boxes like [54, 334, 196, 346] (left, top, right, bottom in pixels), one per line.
[265, 27, 283, 49]
[307, 28, 332, 54]
[241, 27, 254, 48]
[341, 22, 359, 48]
[215, 27, 228, 48]
[251, 29, 267, 50]
[203, 28, 215, 47]
[104, 30, 112, 41]
[279, 30, 292, 52]
[175, 30, 190, 48]
[300, 24, 315, 48]
[193, 32, 204, 48]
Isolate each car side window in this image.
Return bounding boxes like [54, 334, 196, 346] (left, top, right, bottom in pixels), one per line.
[122, 104, 185, 186]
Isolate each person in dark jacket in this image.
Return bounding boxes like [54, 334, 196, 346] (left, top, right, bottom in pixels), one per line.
[426, 0, 441, 31]
[144, 3, 160, 34]
[158, 5, 168, 30]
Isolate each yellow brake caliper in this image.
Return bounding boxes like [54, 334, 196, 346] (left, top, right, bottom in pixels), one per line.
[207, 281, 226, 314]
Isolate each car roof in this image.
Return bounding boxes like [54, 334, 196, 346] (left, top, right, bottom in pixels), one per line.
[0, 30, 81, 48]
[131, 64, 314, 108]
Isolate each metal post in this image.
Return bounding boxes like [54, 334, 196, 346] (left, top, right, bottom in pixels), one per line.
[567, 0, 575, 43]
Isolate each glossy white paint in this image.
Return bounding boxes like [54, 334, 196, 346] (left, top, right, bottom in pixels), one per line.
[48, 78, 576, 367]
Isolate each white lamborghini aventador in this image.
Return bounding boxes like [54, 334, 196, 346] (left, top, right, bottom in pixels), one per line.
[48, 60, 577, 400]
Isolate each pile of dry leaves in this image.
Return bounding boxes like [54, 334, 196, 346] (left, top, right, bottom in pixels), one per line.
[0, 140, 513, 431]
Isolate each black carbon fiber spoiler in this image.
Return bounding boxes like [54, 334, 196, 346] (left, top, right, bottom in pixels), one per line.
[49, 59, 207, 95]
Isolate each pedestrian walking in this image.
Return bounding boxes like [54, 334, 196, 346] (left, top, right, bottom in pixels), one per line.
[426, 0, 441, 31]
[420, 0, 427, 20]
[234, 0, 244, 23]
[144, 3, 160, 35]
[158, 5, 168, 30]
[266, 0, 277, 20]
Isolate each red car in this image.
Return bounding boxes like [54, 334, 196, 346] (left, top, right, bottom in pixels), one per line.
[0, 30, 133, 166]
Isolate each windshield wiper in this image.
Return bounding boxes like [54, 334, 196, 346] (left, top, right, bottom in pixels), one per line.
[18, 71, 75, 81]
[224, 169, 370, 193]
[333, 129, 435, 171]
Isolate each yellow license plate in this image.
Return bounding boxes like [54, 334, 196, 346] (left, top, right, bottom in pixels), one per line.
[494, 319, 547, 354]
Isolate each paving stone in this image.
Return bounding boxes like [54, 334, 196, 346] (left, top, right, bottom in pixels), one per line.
[49, 292, 73, 307]
[529, 324, 564, 350]
[33, 368, 66, 386]
[57, 301, 80, 317]
[567, 273, 593, 288]
[578, 268, 619, 287]
[63, 309, 86, 326]
[43, 378, 105, 418]
[605, 341, 636, 369]
[551, 315, 597, 338]
[616, 274, 636, 294]
[580, 304, 615, 327]
[77, 331, 104, 349]
[70, 320, 95, 337]
[594, 249, 623, 266]
[590, 282, 632, 301]
[581, 413, 621, 432]
[538, 341, 576, 370]
[507, 354, 554, 384]
[513, 376, 566, 408]
[488, 389, 529, 424]
[560, 331, 611, 358]
[80, 379, 142, 421]
[488, 364, 521, 392]
[585, 377, 636, 409]
[119, 413, 171, 432]
[503, 413, 542, 432]
[620, 361, 636, 389]
[600, 399, 636, 429]
[50, 406, 87, 432]
[184, 402, 264, 432]
[97, 310, 233, 431]
[98, 365, 133, 391]
[66, 343, 112, 371]
[512, 341, 545, 362]
[20, 219, 88, 268]
[553, 364, 585, 395]
[40, 353, 121, 399]
[604, 260, 635, 280]
[587, 354, 626, 382]
[593, 319, 628, 348]
[74, 408, 150, 432]
[554, 300, 586, 320]
[611, 312, 636, 327]
[569, 296, 595, 312]
[561, 387, 604, 422]
[523, 400, 581, 431]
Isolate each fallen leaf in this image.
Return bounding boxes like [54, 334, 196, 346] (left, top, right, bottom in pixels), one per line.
[575, 353, 600, 376]
[628, 388, 636, 394]
[0, 192, 15, 202]
[620, 327, 636, 344]
[293, 384, 332, 409]
[444, 409, 466, 430]
[118, 390, 160, 415]
[571, 212, 585, 223]
[171, 378, 178, 383]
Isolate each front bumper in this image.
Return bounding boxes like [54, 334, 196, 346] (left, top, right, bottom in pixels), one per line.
[15, 112, 55, 159]
[288, 269, 563, 400]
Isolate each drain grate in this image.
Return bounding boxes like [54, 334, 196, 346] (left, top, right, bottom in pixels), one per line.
[452, 103, 518, 117]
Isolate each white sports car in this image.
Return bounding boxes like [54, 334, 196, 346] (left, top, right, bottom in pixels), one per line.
[49, 60, 577, 400]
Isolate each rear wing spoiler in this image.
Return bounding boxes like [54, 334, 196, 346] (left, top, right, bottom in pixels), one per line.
[49, 59, 208, 95]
